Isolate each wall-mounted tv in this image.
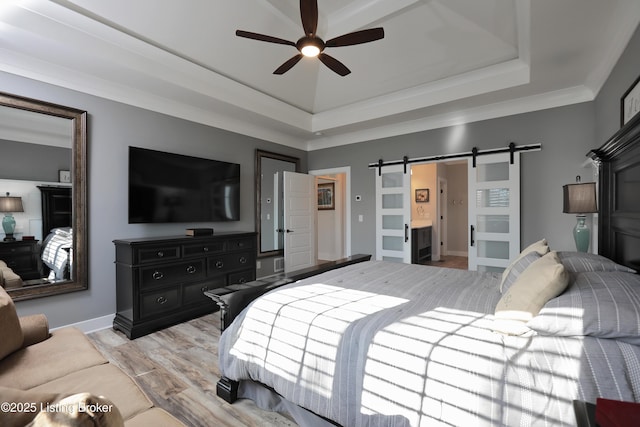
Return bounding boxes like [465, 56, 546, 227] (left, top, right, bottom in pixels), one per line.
[128, 147, 240, 223]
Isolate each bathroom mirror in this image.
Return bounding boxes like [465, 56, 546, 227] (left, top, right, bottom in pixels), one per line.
[0, 91, 87, 301]
[255, 149, 300, 258]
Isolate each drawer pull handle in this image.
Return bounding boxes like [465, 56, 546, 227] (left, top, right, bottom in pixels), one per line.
[215, 260, 224, 269]
[239, 256, 247, 264]
[200, 286, 208, 292]
[238, 278, 247, 284]
[157, 251, 164, 258]
[203, 247, 209, 252]
[156, 296, 167, 305]
[186, 265, 196, 274]
[152, 271, 164, 280]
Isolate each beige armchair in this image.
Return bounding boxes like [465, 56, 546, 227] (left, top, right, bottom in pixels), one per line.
[0, 260, 23, 289]
[0, 286, 184, 427]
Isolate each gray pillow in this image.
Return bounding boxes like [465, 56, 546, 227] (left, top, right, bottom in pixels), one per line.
[499, 238, 549, 293]
[499, 251, 541, 294]
[527, 271, 640, 344]
[557, 251, 636, 274]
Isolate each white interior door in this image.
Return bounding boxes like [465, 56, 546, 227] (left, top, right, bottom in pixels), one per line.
[468, 153, 520, 271]
[375, 165, 411, 263]
[284, 171, 317, 273]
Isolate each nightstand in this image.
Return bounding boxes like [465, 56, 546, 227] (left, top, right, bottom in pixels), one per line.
[0, 240, 42, 280]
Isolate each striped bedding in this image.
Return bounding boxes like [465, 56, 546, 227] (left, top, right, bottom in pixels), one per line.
[219, 260, 640, 426]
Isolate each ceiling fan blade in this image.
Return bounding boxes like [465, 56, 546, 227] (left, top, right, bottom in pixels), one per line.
[236, 30, 296, 47]
[325, 28, 385, 47]
[318, 53, 351, 76]
[300, 0, 318, 35]
[274, 54, 303, 75]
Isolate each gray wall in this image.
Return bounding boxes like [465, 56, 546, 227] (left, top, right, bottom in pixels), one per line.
[1, 71, 306, 327]
[0, 139, 71, 182]
[595, 24, 640, 144]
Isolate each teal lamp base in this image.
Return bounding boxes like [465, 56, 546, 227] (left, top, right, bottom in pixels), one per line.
[2, 213, 17, 241]
[573, 215, 590, 253]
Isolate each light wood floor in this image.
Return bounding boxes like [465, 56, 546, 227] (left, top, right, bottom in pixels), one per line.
[423, 255, 468, 270]
[88, 314, 297, 427]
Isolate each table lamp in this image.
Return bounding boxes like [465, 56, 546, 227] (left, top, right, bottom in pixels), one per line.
[563, 177, 597, 252]
[0, 192, 24, 242]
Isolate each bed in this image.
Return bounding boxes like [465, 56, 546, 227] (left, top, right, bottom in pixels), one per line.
[218, 113, 640, 426]
[40, 227, 73, 281]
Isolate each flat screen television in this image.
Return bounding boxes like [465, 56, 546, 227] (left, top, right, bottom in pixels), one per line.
[128, 147, 240, 223]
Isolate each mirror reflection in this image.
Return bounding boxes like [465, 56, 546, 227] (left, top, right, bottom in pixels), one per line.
[0, 93, 87, 301]
[255, 150, 300, 257]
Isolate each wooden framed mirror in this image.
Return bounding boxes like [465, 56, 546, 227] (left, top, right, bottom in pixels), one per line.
[0, 91, 87, 301]
[255, 149, 300, 258]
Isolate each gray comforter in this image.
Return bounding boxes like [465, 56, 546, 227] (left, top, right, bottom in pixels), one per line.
[219, 261, 640, 426]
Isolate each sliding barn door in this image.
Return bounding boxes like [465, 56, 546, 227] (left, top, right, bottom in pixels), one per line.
[283, 171, 317, 273]
[375, 165, 412, 263]
[468, 153, 520, 271]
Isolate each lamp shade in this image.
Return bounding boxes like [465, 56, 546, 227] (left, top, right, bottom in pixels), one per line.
[0, 195, 24, 213]
[563, 182, 597, 214]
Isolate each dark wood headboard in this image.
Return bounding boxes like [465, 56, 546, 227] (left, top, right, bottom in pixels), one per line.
[590, 113, 640, 271]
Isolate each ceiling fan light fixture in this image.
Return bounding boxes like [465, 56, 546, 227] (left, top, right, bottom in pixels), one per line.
[235, 0, 384, 76]
[301, 44, 320, 57]
[297, 36, 323, 57]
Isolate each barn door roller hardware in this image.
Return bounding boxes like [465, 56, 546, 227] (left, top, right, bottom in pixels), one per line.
[371, 142, 541, 174]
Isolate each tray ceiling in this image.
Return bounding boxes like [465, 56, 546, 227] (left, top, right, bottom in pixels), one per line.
[0, 0, 638, 150]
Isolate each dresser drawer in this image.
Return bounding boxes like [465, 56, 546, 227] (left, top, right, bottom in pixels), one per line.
[0, 245, 33, 256]
[139, 259, 206, 289]
[208, 251, 253, 272]
[136, 245, 180, 264]
[225, 237, 254, 252]
[183, 241, 224, 257]
[140, 288, 180, 317]
[183, 279, 225, 305]
[2, 254, 32, 271]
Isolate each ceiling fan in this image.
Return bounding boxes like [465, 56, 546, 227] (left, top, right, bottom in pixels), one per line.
[235, 0, 384, 76]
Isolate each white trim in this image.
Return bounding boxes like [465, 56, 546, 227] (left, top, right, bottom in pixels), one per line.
[51, 313, 115, 334]
[311, 59, 530, 132]
[307, 86, 593, 150]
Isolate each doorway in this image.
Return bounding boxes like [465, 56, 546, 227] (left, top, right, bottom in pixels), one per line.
[409, 161, 469, 268]
[310, 167, 351, 262]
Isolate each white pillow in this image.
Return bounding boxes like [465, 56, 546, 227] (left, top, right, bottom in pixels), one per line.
[494, 251, 569, 335]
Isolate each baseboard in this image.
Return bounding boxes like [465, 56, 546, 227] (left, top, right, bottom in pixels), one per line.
[52, 313, 115, 334]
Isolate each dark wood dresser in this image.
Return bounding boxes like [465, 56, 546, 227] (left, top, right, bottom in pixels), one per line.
[113, 231, 256, 339]
[0, 239, 42, 280]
